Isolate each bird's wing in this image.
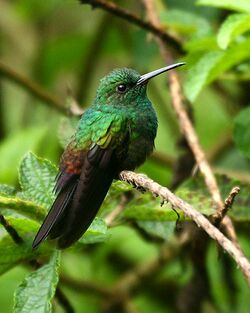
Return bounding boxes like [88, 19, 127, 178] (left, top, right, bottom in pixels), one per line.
[32, 112, 128, 249]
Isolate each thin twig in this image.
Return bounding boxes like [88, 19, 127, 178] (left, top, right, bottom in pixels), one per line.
[114, 232, 189, 295]
[105, 194, 129, 226]
[120, 170, 250, 286]
[0, 214, 23, 244]
[0, 61, 82, 116]
[150, 151, 175, 167]
[212, 187, 241, 225]
[224, 187, 241, 210]
[79, 0, 182, 53]
[55, 288, 75, 313]
[61, 275, 113, 297]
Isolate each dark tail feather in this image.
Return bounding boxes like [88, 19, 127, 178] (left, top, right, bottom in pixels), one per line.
[57, 160, 114, 249]
[32, 180, 77, 249]
[33, 145, 118, 249]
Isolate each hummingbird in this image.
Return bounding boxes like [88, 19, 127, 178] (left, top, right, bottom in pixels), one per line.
[32, 63, 185, 249]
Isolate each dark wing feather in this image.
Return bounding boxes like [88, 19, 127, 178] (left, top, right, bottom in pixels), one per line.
[57, 146, 117, 249]
[33, 113, 128, 250]
[48, 146, 114, 243]
[32, 173, 78, 249]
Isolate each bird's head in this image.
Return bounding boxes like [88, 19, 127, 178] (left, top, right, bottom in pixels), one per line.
[94, 63, 185, 107]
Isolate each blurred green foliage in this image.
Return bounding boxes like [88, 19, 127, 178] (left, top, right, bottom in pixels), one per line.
[0, 0, 250, 312]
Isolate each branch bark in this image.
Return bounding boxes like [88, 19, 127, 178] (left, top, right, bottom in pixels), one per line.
[141, 0, 241, 248]
[79, 0, 182, 53]
[0, 61, 82, 116]
[120, 170, 250, 286]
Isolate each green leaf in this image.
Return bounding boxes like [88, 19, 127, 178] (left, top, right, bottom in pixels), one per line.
[14, 251, 60, 313]
[137, 221, 176, 241]
[0, 217, 49, 275]
[0, 196, 46, 221]
[217, 13, 250, 49]
[184, 38, 250, 101]
[179, 175, 250, 221]
[184, 36, 218, 52]
[0, 184, 16, 197]
[79, 217, 110, 244]
[176, 187, 215, 215]
[233, 106, 250, 158]
[111, 180, 134, 192]
[160, 9, 211, 36]
[19, 152, 57, 209]
[123, 193, 185, 221]
[197, 0, 250, 13]
[0, 127, 48, 185]
[184, 51, 224, 102]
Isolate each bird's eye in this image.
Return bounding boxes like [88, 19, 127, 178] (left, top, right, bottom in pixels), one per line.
[116, 84, 127, 93]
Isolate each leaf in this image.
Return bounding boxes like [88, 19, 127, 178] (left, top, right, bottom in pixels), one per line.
[184, 38, 250, 101]
[0, 217, 50, 275]
[184, 51, 224, 102]
[176, 188, 215, 215]
[123, 193, 185, 221]
[19, 152, 57, 209]
[184, 36, 218, 52]
[111, 180, 134, 192]
[0, 184, 16, 197]
[233, 106, 250, 158]
[197, 0, 250, 13]
[137, 221, 176, 241]
[0, 195, 46, 221]
[0, 127, 48, 185]
[160, 9, 211, 36]
[13, 250, 60, 313]
[179, 175, 250, 221]
[217, 13, 250, 49]
[79, 217, 110, 244]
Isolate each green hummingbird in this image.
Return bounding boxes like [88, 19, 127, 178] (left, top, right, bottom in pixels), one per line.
[32, 63, 185, 249]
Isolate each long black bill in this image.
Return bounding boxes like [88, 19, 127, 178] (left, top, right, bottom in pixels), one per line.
[136, 62, 185, 86]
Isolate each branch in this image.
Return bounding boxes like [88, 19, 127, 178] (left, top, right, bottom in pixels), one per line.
[120, 170, 250, 286]
[150, 151, 175, 167]
[0, 61, 82, 116]
[114, 232, 189, 294]
[212, 187, 241, 225]
[55, 288, 75, 313]
[0, 214, 23, 244]
[61, 275, 113, 297]
[105, 193, 130, 226]
[141, 0, 241, 247]
[79, 0, 182, 53]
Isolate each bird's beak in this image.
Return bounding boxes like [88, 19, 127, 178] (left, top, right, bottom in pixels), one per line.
[136, 62, 186, 86]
